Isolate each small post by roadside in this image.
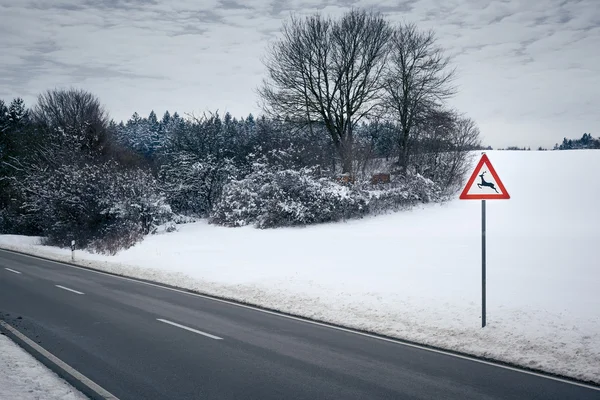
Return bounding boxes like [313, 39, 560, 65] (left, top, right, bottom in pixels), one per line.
[71, 240, 75, 261]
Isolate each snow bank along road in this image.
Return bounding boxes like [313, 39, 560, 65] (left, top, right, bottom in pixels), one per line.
[1, 249, 598, 400]
[0, 332, 87, 400]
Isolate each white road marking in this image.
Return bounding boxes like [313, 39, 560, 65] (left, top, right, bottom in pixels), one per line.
[55, 285, 84, 295]
[0, 320, 120, 400]
[1, 248, 598, 391]
[157, 318, 223, 340]
[4, 268, 22, 274]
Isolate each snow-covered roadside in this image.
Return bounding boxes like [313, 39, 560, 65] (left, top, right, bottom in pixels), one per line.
[1, 151, 599, 385]
[0, 333, 87, 400]
[3, 232, 599, 385]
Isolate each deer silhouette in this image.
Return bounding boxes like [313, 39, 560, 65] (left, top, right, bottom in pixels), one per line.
[477, 171, 499, 193]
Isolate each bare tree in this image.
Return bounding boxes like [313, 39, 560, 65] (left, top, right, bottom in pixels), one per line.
[384, 23, 456, 172]
[258, 10, 392, 174]
[32, 88, 111, 163]
[442, 115, 481, 190]
[409, 108, 456, 175]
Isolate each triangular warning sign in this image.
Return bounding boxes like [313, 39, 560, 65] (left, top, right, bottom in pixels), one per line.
[460, 154, 510, 200]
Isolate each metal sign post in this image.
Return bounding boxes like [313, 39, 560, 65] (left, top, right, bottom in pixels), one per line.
[459, 153, 509, 328]
[481, 200, 486, 328]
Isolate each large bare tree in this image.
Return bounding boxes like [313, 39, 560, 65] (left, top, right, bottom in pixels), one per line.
[32, 88, 111, 162]
[258, 10, 392, 174]
[384, 23, 456, 172]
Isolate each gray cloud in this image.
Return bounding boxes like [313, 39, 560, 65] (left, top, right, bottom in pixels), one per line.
[219, 0, 250, 10]
[0, 0, 598, 147]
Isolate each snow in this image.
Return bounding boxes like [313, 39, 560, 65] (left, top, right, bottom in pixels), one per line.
[1, 150, 599, 384]
[0, 333, 87, 400]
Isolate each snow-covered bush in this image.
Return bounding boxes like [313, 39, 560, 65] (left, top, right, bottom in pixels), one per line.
[19, 162, 172, 254]
[211, 165, 445, 228]
[159, 152, 237, 217]
[211, 166, 368, 228]
[364, 172, 445, 215]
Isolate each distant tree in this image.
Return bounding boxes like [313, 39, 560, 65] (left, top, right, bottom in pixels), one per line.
[555, 133, 599, 150]
[8, 97, 28, 124]
[0, 100, 7, 128]
[162, 110, 171, 125]
[1, 98, 34, 187]
[505, 146, 528, 151]
[384, 23, 456, 172]
[31, 88, 111, 164]
[259, 10, 393, 173]
[148, 110, 158, 127]
[117, 111, 168, 160]
[0, 99, 11, 157]
[411, 112, 480, 189]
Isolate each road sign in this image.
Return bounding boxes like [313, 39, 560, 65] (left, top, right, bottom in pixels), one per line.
[459, 154, 509, 200]
[459, 153, 509, 328]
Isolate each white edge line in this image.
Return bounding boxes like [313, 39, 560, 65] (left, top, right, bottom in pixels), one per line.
[1, 248, 598, 392]
[156, 318, 222, 340]
[55, 285, 84, 295]
[5, 267, 22, 274]
[0, 320, 119, 400]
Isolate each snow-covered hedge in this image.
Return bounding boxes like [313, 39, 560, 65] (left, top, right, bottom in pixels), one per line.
[159, 153, 238, 217]
[211, 166, 443, 228]
[19, 162, 172, 254]
[365, 173, 445, 215]
[210, 166, 368, 228]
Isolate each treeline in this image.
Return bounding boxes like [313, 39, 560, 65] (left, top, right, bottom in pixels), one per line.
[554, 133, 600, 150]
[0, 90, 475, 252]
[496, 134, 600, 151]
[0, 10, 483, 253]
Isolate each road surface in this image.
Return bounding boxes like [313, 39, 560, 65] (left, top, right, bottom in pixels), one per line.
[0, 249, 598, 399]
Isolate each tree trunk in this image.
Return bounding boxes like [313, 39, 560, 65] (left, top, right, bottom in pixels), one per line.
[332, 135, 353, 175]
[398, 126, 410, 173]
[341, 153, 353, 174]
[341, 135, 353, 175]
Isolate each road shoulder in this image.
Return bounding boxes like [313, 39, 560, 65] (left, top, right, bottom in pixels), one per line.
[0, 330, 87, 400]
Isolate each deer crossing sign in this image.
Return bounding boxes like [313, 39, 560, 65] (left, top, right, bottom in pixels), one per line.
[459, 153, 510, 200]
[459, 153, 509, 328]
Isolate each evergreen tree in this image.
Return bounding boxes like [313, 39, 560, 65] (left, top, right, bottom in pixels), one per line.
[162, 110, 171, 125]
[0, 99, 8, 129]
[8, 97, 28, 124]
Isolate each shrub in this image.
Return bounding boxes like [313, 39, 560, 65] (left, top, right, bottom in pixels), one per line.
[159, 153, 238, 217]
[364, 172, 445, 214]
[211, 166, 444, 228]
[210, 165, 368, 228]
[19, 162, 172, 254]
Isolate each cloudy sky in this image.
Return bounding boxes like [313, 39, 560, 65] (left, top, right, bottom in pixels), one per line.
[1, 0, 598, 148]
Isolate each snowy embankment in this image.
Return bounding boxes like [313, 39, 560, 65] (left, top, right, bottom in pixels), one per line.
[1, 150, 599, 384]
[0, 333, 86, 400]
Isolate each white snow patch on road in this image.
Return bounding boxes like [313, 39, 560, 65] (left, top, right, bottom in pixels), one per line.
[0, 333, 87, 400]
[1, 150, 599, 384]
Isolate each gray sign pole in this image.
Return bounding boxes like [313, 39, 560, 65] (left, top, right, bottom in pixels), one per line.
[481, 199, 487, 328]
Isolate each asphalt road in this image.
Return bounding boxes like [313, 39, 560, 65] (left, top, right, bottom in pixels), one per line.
[0, 249, 598, 400]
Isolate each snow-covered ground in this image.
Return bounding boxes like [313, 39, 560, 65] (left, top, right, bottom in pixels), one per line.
[1, 150, 599, 384]
[0, 333, 87, 400]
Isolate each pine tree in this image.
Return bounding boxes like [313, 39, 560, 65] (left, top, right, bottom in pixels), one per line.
[0, 99, 8, 127]
[8, 98, 28, 124]
[162, 110, 171, 125]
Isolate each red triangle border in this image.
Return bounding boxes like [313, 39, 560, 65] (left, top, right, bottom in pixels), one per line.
[459, 154, 510, 200]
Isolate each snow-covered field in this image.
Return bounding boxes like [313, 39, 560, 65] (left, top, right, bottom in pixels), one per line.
[1, 150, 599, 384]
[0, 333, 86, 400]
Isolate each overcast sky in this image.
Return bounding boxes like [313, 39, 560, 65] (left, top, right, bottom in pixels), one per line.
[1, 0, 598, 148]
